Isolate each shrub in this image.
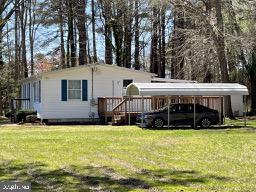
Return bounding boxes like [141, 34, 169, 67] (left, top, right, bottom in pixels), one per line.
[25, 115, 39, 123]
[15, 110, 37, 123]
[4, 109, 13, 118]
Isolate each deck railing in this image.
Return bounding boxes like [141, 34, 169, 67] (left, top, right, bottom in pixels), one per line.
[98, 97, 123, 117]
[98, 97, 153, 116]
[112, 96, 152, 115]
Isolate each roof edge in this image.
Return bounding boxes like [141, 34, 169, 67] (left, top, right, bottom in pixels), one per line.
[20, 63, 157, 83]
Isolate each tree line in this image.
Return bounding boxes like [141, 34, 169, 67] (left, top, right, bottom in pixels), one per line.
[0, 0, 256, 116]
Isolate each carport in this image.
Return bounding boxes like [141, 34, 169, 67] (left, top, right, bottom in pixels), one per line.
[126, 83, 249, 128]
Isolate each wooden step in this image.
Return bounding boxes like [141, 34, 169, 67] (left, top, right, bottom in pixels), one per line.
[112, 114, 126, 125]
[114, 114, 125, 121]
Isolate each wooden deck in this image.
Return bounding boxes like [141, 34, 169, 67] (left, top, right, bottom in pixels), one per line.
[98, 96, 224, 125]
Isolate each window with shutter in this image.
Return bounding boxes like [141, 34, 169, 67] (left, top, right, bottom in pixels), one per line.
[61, 80, 88, 101]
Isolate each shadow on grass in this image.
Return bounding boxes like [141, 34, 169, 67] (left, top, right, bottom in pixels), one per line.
[0, 160, 229, 191]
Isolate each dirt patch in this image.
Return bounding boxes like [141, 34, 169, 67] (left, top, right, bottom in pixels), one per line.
[0, 124, 20, 127]
[19, 122, 44, 126]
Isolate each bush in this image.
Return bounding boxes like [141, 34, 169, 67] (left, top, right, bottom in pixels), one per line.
[25, 115, 39, 123]
[4, 109, 13, 118]
[15, 110, 37, 123]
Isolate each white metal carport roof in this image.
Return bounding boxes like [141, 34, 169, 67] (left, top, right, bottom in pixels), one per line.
[126, 83, 249, 96]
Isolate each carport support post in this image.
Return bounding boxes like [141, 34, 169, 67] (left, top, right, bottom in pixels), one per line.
[141, 95, 144, 127]
[219, 97, 222, 126]
[168, 96, 170, 129]
[244, 95, 247, 127]
[128, 97, 131, 125]
[193, 96, 196, 128]
[222, 96, 225, 125]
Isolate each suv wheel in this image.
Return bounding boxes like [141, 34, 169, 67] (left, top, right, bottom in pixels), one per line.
[153, 118, 164, 128]
[200, 118, 211, 128]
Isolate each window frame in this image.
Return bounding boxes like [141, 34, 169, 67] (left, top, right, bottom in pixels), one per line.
[67, 80, 82, 100]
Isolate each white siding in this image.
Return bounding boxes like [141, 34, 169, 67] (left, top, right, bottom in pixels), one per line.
[40, 65, 152, 119]
[231, 95, 244, 116]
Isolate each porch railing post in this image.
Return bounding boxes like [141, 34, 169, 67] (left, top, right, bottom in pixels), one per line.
[141, 95, 144, 127]
[219, 97, 222, 126]
[244, 95, 247, 127]
[168, 96, 170, 129]
[193, 96, 196, 128]
[128, 97, 131, 125]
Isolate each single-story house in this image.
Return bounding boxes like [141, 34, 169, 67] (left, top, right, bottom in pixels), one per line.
[19, 63, 247, 123]
[20, 64, 155, 122]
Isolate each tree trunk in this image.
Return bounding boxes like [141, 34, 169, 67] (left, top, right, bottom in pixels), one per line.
[0, 5, 3, 69]
[20, 0, 28, 78]
[76, 0, 88, 66]
[59, 0, 66, 68]
[67, 0, 76, 67]
[15, 0, 20, 80]
[170, 37, 178, 79]
[246, 46, 256, 114]
[249, 3, 256, 113]
[112, 7, 124, 66]
[214, 0, 233, 118]
[171, 10, 185, 79]
[87, 26, 91, 63]
[227, 0, 247, 83]
[159, 8, 166, 78]
[0, 92, 2, 116]
[134, 0, 140, 70]
[66, 0, 70, 67]
[28, 0, 35, 75]
[123, 1, 133, 68]
[250, 67, 256, 113]
[0, 3, 3, 115]
[150, 7, 158, 74]
[91, 0, 97, 62]
[66, 28, 70, 68]
[203, 0, 213, 82]
[105, 23, 113, 64]
[102, 0, 113, 64]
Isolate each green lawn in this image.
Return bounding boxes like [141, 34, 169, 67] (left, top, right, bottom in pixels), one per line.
[225, 117, 256, 127]
[0, 124, 256, 191]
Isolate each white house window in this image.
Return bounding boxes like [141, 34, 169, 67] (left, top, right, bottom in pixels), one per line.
[123, 79, 133, 88]
[33, 81, 41, 103]
[33, 82, 36, 101]
[68, 80, 81, 99]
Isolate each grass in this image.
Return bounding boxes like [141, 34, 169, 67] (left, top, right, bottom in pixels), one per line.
[225, 117, 256, 127]
[0, 123, 256, 192]
[0, 116, 9, 125]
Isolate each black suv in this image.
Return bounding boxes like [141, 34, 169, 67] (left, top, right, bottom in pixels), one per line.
[137, 103, 221, 128]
